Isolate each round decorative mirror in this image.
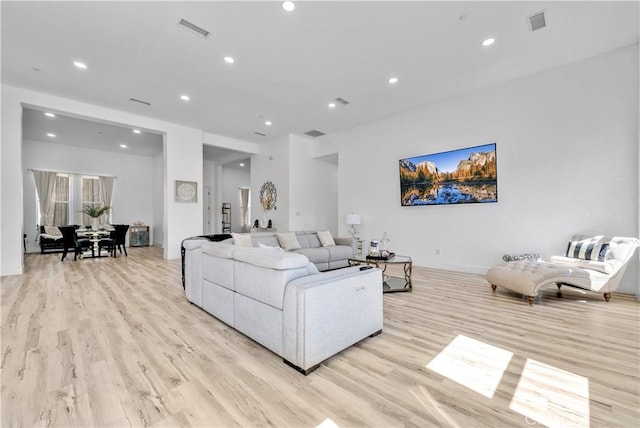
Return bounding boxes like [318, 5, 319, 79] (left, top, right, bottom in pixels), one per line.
[259, 181, 277, 211]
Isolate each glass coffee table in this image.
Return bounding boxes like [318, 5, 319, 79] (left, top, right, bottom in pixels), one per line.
[348, 254, 412, 293]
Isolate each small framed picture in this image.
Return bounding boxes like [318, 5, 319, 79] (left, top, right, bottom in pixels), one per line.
[175, 180, 197, 203]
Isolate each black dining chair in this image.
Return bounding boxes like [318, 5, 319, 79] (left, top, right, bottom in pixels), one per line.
[59, 225, 93, 261]
[102, 224, 129, 257]
[97, 230, 115, 257]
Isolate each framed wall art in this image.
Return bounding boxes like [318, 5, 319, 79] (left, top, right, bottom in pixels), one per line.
[399, 143, 497, 206]
[175, 180, 197, 203]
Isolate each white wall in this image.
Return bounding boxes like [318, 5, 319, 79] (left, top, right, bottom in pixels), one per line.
[320, 44, 639, 293]
[153, 152, 164, 247]
[1, 85, 203, 275]
[289, 135, 339, 234]
[203, 160, 216, 235]
[251, 136, 290, 230]
[222, 167, 250, 233]
[23, 140, 156, 252]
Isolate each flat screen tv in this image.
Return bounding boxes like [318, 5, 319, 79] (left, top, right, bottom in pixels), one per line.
[399, 143, 497, 206]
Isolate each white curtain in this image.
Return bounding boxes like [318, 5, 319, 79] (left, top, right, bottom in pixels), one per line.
[240, 188, 250, 232]
[32, 170, 58, 226]
[99, 176, 115, 223]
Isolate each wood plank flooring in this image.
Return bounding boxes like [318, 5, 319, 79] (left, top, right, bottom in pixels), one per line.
[1, 247, 638, 427]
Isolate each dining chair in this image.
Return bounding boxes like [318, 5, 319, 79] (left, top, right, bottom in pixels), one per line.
[97, 230, 115, 257]
[107, 224, 130, 257]
[59, 225, 93, 261]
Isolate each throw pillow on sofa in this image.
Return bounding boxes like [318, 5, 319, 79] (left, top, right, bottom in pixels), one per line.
[565, 236, 609, 262]
[232, 232, 253, 247]
[277, 232, 302, 251]
[317, 230, 335, 247]
[44, 226, 62, 237]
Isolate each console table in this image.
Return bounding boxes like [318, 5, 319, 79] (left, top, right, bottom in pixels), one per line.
[348, 254, 412, 293]
[130, 225, 150, 247]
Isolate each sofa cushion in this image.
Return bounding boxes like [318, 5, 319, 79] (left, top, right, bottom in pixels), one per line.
[233, 247, 309, 270]
[326, 245, 354, 262]
[277, 232, 302, 251]
[202, 241, 235, 258]
[565, 236, 609, 262]
[549, 256, 614, 275]
[258, 242, 284, 252]
[294, 247, 329, 266]
[40, 233, 63, 240]
[232, 232, 253, 247]
[304, 232, 322, 249]
[317, 230, 335, 247]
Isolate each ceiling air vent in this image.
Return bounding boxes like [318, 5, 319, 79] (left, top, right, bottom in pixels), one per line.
[335, 97, 350, 105]
[129, 97, 151, 106]
[254, 132, 267, 137]
[528, 10, 546, 32]
[304, 130, 326, 138]
[178, 18, 211, 38]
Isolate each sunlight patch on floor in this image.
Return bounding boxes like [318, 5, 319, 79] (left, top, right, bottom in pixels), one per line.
[316, 418, 339, 428]
[509, 358, 590, 428]
[426, 334, 513, 398]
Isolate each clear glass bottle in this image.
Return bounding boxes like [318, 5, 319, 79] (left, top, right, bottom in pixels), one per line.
[379, 232, 390, 253]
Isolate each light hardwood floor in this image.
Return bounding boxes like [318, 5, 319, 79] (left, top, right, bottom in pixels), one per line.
[1, 247, 638, 427]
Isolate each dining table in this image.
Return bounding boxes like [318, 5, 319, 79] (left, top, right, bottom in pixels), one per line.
[76, 228, 113, 258]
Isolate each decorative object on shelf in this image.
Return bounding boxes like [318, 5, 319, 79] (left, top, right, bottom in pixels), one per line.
[175, 180, 197, 203]
[366, 252, 396, 261]
[268, 219, 273, 229]
[379, 232, 391, 258]
[80, 204, 111, 230]
[253, 219, 259, 228]
[345, 213, 361, 239]
[369, 239, 379, 256]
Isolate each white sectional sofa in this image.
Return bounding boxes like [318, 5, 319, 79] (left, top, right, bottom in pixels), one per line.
[183, 240, 383, 374]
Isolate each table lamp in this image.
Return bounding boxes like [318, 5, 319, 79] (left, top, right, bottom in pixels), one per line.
[345, 213, 361, 239]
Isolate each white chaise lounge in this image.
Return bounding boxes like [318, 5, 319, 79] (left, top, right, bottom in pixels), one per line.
[486, 235, 639, 305]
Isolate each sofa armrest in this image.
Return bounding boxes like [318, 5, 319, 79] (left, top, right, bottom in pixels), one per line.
[282, 267, 383, 371]
[334, 236, 357, 255]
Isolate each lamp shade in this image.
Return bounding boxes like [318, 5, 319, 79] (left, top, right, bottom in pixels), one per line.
[345, 213, 361, 225]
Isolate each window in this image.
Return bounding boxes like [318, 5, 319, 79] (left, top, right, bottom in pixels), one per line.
[51, 174, 69, 226]
[81, 176, 104, 226]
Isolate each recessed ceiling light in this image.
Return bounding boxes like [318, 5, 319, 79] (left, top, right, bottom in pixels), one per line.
[482, 38, 496, 47]
[133, 129, 141, 134]
[180, 94, 190, 101]
[328, 102, 336, 108]
[46, 133, 56, 138]
[239, 163, 245, 167]
[388, 77, 399, 84]
[73, 61, 87, 69]
[224, 56, 235, 64]
[282, 1, 295, 12]
[265, 121, 272, 126]
[120, 144, 128, 148]
[44, 112, 56, 118]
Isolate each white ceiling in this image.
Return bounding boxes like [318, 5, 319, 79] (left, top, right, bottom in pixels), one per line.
[22, 106, 164, 157]
[3, 1, 638, 160]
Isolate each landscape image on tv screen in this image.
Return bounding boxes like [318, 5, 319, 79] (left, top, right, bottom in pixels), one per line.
[399, 143, 497, 206]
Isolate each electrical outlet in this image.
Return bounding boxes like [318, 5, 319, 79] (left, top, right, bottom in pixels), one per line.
[435, 248, 441, 255]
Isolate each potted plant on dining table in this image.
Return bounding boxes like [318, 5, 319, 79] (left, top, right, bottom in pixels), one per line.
[81, 204, 111, 230]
